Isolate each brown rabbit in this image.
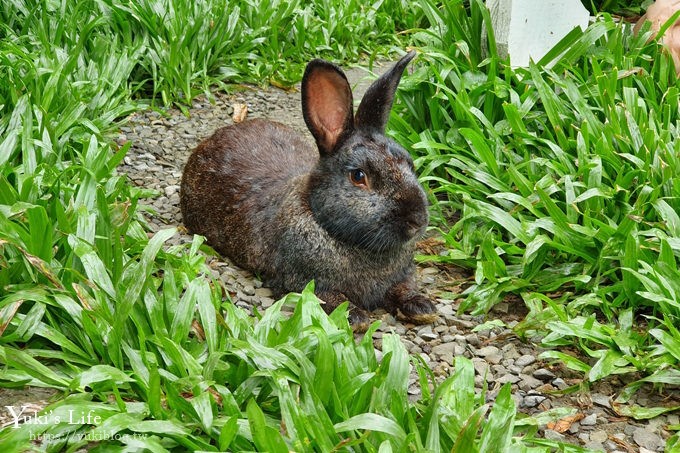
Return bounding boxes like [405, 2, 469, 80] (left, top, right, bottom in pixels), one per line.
[180, 51, 436, 329]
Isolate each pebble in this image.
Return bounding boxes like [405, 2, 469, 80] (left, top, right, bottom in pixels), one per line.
[585, 441, 605, 451]
[431, 343, 456, 365]
[475, 345, 499, 357]
[501, 343, 520, 359]
[472, 358, 491, 379]
[515, 354, 536, 367]
[523, 395, 546, 408]
[590, 430, 609, 443]
[518, 374, 543, 391]
[632, 427, 664, 450]
[496, 373, 520, 385]
[581, 413, 597, 426]
[254, 287, 273, 298]
[418, 325, 438, 341]
[552, 377, 569, 390]
[591, 393, 611, 408]
[533, 368, 556, 381]
[543, 429, 566, 441]
[464, 333, 481, 346]
[260, 297, 274, 309]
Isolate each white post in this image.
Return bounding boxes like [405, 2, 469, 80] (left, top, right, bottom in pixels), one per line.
[486, 0, 591, 67]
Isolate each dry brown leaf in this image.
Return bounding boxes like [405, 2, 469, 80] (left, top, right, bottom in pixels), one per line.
[232, 103, 248, 123]
[191, 319, 205, 341]
[546, 413, 585, 433]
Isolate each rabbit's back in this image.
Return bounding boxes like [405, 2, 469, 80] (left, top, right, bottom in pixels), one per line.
[180, 119, 316, 268]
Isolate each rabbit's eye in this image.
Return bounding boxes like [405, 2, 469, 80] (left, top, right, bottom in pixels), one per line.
[349, 169, 368, 187]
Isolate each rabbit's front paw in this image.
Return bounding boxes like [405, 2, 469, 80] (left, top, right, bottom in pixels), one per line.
[318, 290, 370, 332]
[394, 294, 438, 324]
[348, 305, 370, 333]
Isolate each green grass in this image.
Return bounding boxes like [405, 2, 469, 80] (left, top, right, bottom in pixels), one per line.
[80, 0, 423, 106]
[391, 0, 680, 422]
[1, 285, 579, 451]
[581, 0, 653, 17]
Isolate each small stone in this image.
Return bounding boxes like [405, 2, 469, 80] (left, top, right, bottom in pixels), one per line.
[407, 385, 421, 396]
[487, 352, 503, 365]
[552, 377, 569, 390]
[581, 413, 597, 426]
[515, 354, 536, 367]
[591, 393, 612, 409]
[589, 430, 608, 443]
[518, 374, 543, 391]
[608, 444, 627, 452]
[472, 358, 491, 379]
[401, 339, 417, 352]
[475, 345, 500, 358]
[507, 365, 523, 374]
[632, 427, 664, 450]
[523, 395, 546, 408]
[496, 374, 520, 385]
[543, 429, 566, 441]
[568, 422, 580, 434]
[259, 297, 274, 309]
[624, 424, 638, 436]
[417, 325, 438, 341]
[465, 333, 480, 346]
[454, 343, 466, 356]
[584, 441, 605, 451]
[437, 303, 455, 316]
[533, 368, 556, 381]
[431, 343, 456, 365]
[434, 325, 448, 334]
[501, 343, 520, 359]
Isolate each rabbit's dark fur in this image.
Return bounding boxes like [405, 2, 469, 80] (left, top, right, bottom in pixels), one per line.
[180, 51, 436, 328]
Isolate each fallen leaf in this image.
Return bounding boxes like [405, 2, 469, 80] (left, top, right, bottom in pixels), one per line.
[191, 319, 205, 341]
[546, 413, 585, 433]
[232, 103, 248, 123]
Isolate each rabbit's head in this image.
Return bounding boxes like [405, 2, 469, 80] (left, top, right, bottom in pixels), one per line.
[301, 51, 428, 254]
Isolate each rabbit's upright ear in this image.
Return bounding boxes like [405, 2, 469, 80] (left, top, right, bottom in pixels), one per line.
[355, 50, 416, 132]
[302, 60, 354, 156]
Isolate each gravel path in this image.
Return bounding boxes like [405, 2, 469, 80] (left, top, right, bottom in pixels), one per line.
[115, 65, 677, 452]
[1, 65, 675, 452]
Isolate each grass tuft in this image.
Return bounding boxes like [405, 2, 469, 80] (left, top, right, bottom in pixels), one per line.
[392, 0, 680, 404]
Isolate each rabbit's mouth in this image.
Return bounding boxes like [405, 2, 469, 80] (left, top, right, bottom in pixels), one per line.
[396, 198, 429, 242]
[405, 220, 427, 240]
[398, 217, 427, 245]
